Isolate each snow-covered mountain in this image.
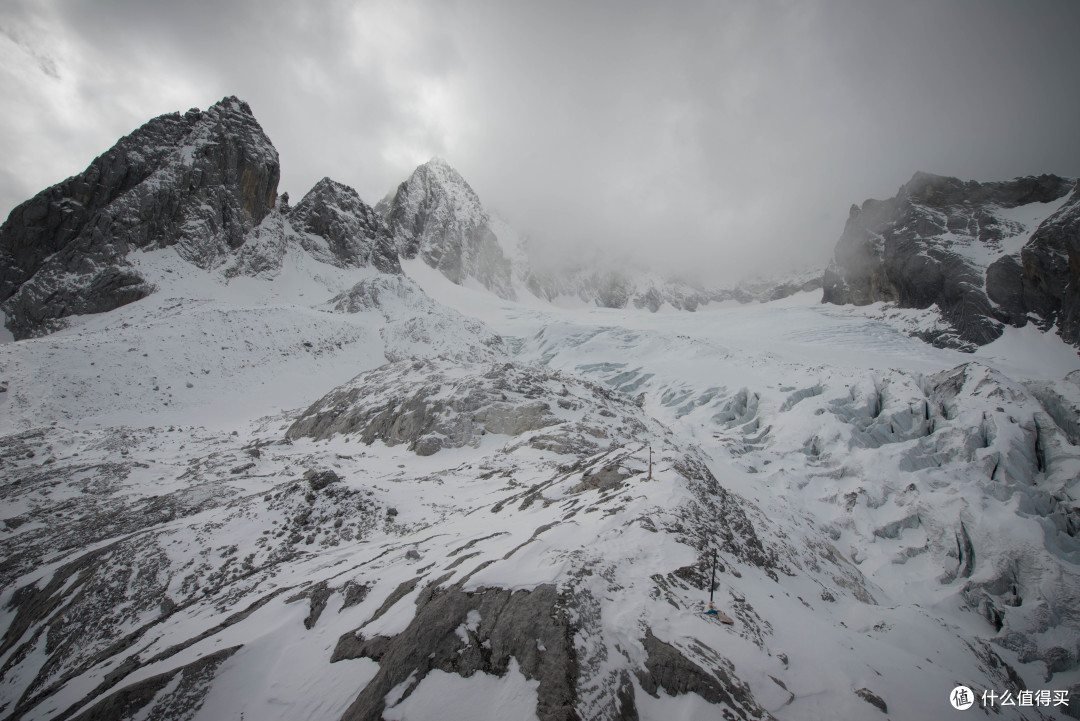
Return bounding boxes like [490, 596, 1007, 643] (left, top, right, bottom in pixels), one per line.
[376, 158, 516, 301]
[823, 172, 1080, 351]
[0, 97, 280, 340]
[1, 97, 1079, 721]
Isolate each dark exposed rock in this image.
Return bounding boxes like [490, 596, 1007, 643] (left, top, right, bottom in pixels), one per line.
[1023, 185, 1080, 344]
[614, 671, 640, 721]
[286, 360, 577, 453]
[341, 582, 371, 613]
[304, 468, 341, 491]
[985, 253, 1030, 326]
[823, 171, 1077, 349]
[1, 545, 115, 663]
[66, 645, 240, 721]
[289, 358, 649, 461]
[854, 687, 887, 714]
[570, 465, 629, 493]
[287, 177, 400, 274]
[333, 583, 578, 721]
[986, 186, 1080, 337]
[0, 97, 280, 339]
[303, 581, 332, 630]
[636, 630, 773, 720]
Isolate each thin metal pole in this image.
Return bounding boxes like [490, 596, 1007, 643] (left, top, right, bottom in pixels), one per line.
[709, 550, 716, 604]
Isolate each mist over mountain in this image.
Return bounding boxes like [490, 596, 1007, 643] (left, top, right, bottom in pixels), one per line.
[0, 97, 1078, 721]
[824, 172, 1080, 351]
[5, 2, 1080, 289]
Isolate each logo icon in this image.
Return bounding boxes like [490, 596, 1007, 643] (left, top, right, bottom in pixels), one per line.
[950, 686, 975, 710]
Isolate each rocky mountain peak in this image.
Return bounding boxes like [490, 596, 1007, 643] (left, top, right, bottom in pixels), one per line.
[384, 158, 489, 248]
[0, 95, 280, 338]
[380, 158, 515, 300]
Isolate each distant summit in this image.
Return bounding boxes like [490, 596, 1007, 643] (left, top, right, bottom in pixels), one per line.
[378, 159, 824, 312]
[377, 158, 516, 300]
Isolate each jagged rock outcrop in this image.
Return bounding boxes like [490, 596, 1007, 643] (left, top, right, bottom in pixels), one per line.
[822, 171, 1077, 350]
[331, 584, 577, 721]
[287, 177, 400, 274]
[636, 630, 773, 720]
[0, 96, 280, 339]
[377, 158, 515, 299]
[285, 358, 643, 456]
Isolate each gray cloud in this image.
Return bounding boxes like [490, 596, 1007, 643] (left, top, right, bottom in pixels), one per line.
[2, 0, 1079, 282]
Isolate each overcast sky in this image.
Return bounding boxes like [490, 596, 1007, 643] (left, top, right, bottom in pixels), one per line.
[2, 0, 1079, 281]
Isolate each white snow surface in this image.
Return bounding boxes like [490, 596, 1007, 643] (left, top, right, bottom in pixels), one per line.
[1, 245, 1078, 721]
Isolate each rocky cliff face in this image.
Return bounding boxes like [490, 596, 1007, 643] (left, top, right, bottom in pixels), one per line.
[823, 171, 1077, 350]
[377, 158, 515, 300]
[986, 184, 1080, 345]
[0, 96, 280, 339]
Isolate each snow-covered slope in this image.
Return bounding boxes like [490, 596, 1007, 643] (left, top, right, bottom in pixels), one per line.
[4, 259, 1077, 721]
[0, 244, 499, 433]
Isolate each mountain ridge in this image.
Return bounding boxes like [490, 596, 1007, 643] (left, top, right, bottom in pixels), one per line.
[3, 96, 1079, 356]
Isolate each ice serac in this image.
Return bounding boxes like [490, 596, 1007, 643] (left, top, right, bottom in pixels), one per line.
[287, 178, 401, 274]
[522, 264, 716, 312]
[0, 96, 280, 339]
[522, 261, 823, 312]
[822, 171, 1077, 350]
[378, 158, 516, 299]
[324, 274, 505, 363]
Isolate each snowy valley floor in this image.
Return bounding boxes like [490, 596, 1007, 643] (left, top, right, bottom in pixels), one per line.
[1, 252, 1079, 721]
